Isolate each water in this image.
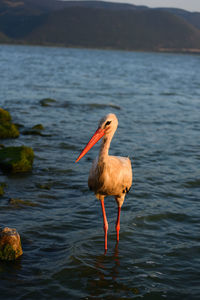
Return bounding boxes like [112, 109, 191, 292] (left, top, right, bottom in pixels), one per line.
[0, 45, 200, 299]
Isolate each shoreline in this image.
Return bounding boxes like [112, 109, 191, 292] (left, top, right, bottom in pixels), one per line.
[1, 41, 200, 55]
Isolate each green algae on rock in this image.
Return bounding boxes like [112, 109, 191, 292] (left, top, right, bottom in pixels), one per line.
[0, 227, 23, 261]
[36, 183, 51, 190]
[0, 146, 34, 173]
[0, 183, 6, 196]
[0, 123, 20, 139]
[22, 124, 45, 136]
[32, 124, 44, 130]
[9, 198, 38, 207]
[40, 98, 56, 107]
[22, 129, 44, 136]
[0, 108, 19, 139]
[0, 108, 11, 123]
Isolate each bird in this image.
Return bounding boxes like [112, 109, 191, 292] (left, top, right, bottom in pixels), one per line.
[75, 113, 132, 252]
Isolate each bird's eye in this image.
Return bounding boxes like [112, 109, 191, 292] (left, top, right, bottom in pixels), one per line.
[105, 121, 111, 127]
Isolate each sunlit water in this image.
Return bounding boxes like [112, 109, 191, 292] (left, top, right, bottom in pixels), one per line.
[0, 45, 200, 299]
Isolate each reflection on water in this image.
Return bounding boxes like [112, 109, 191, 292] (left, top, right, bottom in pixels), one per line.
[66, 241, 140, 299]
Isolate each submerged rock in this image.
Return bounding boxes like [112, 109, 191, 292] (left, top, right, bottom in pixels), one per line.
[0, 123, 19, 139]
[36, 183, 51, 190]
[0, 227, 23, 261]
[40, 98, 56, 107]
[0, 108, 11, 123]
[22, 129, 44, 136]
[0, 183, 6, 196]
[9, 198, 38, 207]
[22, 124, 51, 137]
[0, 146, 34, 173]
[32, 124, 44, 131]
[0, 108, 19, 139]
[22, 130, 51, 137]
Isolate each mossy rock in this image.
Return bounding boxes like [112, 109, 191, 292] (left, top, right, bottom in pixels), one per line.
[0, 122, 19, 139]
[0, 146, 34, 173]
[9, 198, 38, 207]
[0, 243, 19, 260]
[32, 124, 44, 130]
[22, 130, 51, 137]
[22, 129, 44, 136]
[40, 98, 56, 107]
[0, 227, 23, 261]
[0, 108, 11, 123]
[0, 183, 6, 196]
[36, 183, 51, 190]
[0, 108, 19, 139]
[22, 124, 44, 135]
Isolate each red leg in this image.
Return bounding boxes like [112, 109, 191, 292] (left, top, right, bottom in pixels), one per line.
[100, 199, 108, 252]
[116, 206, 121, 242]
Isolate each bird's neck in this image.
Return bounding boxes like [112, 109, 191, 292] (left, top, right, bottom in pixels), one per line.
[99, 134, 112, 161]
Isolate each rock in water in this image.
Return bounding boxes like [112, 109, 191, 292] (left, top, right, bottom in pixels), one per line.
[0, 108, 19, 139]
[32, 124, 44, 130]
[0, 227, 23, 260]
[0, 146, 34, 173]
[0, 183, 6, 196]
[0, 108, 11, 123]
[40, 98, 56, 107]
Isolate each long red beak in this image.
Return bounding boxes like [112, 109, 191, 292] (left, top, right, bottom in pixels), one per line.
[75, 128, 105, 163]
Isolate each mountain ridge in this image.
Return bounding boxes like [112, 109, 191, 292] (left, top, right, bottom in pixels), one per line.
[0, 0, 200, 53]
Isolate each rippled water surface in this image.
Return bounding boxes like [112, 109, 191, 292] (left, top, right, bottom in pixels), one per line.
[0, 45, 200, 299]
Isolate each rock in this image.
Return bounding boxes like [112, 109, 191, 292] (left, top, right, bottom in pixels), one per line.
[40, 98, 56, 107]
[9, 198, 38, 207]
[0, 123, 20, 139]
[0, 146, 34, 173]
[0, 183, 6, 196]
[22, 130, 44, 136]
[32, 124, 44, 130]
[0, 108, 19, 139]
[22, 130, 51, 137]
[0, 108, 11, 123]
[0, 227, 23, 261]
[22, 124, 49, 136]
[14, 123, 24, 129]
[36, 183, 51, 190]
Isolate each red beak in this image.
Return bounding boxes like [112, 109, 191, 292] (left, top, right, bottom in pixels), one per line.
[75, 128, 105, 163]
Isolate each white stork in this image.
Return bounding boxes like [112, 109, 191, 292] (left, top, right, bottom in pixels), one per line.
[76, 113, 132, 251]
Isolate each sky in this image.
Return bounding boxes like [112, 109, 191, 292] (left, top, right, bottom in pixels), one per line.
[107, 0, 200, 12]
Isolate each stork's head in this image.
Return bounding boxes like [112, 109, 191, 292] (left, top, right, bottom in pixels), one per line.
[75, 113, 118, 163]
[98, 113, 118, 135]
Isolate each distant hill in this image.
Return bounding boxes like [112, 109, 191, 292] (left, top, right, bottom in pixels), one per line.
[157, 7, 200, 30]
[0, 31, 10, 43]
[0, 0, 200, 52]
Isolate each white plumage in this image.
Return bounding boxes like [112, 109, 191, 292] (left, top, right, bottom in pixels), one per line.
[76, 113, 133, 251]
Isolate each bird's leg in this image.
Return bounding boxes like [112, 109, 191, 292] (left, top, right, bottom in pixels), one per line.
[100, 199, 108, 252]
[116, 206, 121, 243]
